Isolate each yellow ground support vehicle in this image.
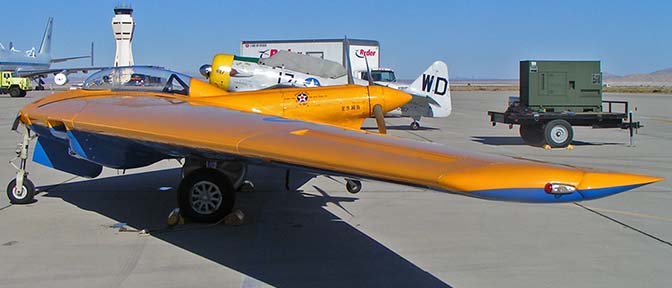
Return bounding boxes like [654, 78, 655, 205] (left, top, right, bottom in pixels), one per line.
[0, 71, 32, 97]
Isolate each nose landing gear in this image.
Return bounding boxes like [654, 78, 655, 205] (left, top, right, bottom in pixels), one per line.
[7, 124, 36, 204]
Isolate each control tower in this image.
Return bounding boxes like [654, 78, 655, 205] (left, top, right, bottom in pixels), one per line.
[111, 4, 135, 67]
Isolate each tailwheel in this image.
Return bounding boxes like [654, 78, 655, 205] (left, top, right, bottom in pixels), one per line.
[7, 178, 35, 204]
[178, 169, 235, 223]
[410, 121, 420, 130]
[345, 179, 362, 194]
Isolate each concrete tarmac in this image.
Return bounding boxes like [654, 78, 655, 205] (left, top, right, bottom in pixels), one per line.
[0, 90, 670, 287]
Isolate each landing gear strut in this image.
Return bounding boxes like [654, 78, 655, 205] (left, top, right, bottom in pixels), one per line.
[7, 124, 36, 204]
[35, 78, 46, 91]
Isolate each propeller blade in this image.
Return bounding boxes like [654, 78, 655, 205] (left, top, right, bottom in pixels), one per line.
[364, 54, 374, 86]
[373, 104, 387, 134]
[344, 36, 354, 85]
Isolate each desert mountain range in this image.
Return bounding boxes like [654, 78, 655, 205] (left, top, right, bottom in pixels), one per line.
[605, 68, 672, 86]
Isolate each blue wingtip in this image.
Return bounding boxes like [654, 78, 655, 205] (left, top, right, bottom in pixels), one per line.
[466, 183, 652, 203]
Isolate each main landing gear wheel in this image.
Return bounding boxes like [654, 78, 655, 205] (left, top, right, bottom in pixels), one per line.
[519, 124, 544, 146]
[7, 178, 35, 204]
[410, 121, 420, 130]
[178, 169, 235, 223]
[345, 179, 362, 194]
[544, 119, 573, 148]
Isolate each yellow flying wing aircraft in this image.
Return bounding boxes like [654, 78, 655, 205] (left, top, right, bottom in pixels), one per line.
[8, 66, 662, 222]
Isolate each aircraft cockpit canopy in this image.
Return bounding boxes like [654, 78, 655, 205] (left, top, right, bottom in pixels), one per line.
[83, 67, 193, 95]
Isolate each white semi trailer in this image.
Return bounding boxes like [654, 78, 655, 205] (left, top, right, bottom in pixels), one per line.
[240, 38, 396, 82]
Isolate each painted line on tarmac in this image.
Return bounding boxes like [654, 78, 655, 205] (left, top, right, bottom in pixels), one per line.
[574, 202, 672, 248]
[640, 116, 672, 123]
[577, 205, 672, 222]
[651, 117, 672, 123]
[403, 128, 434, 143]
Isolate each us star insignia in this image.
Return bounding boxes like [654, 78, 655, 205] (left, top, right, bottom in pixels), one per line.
[296, 92, 309, 104]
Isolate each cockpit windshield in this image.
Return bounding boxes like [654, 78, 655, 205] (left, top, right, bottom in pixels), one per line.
[83, 66, 193, 95]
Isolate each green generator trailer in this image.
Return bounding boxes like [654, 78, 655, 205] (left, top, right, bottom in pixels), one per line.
[488, 60, 640, 148]
[520, 61, 603, 112]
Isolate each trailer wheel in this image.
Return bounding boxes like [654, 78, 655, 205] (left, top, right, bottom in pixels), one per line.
[544, 119, 573, 148]
[519, 124, 544, 146]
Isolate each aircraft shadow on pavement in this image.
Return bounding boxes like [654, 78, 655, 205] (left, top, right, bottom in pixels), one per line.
[42, 167, 452, 288]
[362, 125, 440, 131]
[471, 136, 625, 147]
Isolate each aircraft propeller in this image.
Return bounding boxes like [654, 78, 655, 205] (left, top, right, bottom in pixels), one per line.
[344, 36, 387, 134]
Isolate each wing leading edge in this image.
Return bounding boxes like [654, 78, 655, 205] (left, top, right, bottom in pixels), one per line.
[18, 92, 662, 203]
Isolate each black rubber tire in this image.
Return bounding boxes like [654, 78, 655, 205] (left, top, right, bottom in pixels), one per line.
[519, 124, 545, 146]
[8, 86, 21, 98]
[7, 178, 36, 204]
[346, 179, 362, 194]
[544, 119, 573, 148]
[19, 90, 27, 97]
[410, 121, 420, 130]
[177, 169, 235, 223]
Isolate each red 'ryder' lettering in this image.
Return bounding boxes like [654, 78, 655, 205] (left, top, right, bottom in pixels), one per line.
[357, 49, 376, 57]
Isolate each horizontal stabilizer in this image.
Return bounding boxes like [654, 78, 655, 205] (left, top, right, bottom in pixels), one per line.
[50, 55, 90, 64]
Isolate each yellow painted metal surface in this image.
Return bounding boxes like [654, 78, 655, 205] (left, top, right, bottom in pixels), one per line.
[18, 88, 662, 195]
[209, 54, 235, 91]
[186, 79, 410, 130]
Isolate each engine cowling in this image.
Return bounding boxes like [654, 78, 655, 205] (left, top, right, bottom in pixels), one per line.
[54, 73, 68, 86]
[209, 54, 235, 91]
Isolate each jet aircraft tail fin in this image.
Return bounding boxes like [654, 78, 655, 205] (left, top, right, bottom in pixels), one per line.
[38, 17, 53, 55]
[408, 61, 451, 117]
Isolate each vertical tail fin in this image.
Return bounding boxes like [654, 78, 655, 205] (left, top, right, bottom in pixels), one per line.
[38, 17, 53, 55]
[409, 61, 451, 117]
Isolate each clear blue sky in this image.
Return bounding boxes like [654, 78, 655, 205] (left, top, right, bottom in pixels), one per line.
[4, 0, 670, 79]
